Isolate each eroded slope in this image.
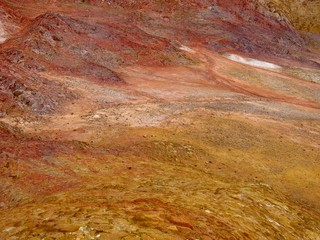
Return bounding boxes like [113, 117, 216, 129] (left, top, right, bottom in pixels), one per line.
[0, 1, 320, 240]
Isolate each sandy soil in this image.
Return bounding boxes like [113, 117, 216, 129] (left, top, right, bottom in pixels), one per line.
[1, 46, 320, 239]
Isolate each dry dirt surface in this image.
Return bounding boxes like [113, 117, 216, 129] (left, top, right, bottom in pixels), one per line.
[0, 1, 320, 240]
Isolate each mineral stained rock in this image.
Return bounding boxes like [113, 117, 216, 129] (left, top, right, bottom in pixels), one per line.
[0, 1, 320, 239]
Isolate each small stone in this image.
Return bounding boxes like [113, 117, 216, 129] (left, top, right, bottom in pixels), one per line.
[167, 225, 178, 231]
[0, 152, 15, 159]
[169, 216, 193, 229]
[3, 227, 15, 232]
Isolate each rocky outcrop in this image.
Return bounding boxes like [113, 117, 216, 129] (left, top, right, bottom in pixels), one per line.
[266, 0, 320, 34]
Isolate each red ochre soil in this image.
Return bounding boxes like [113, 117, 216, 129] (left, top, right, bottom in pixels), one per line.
[0, 1, 320, 239]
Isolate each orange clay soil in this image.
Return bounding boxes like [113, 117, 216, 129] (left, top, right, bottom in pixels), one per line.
[0, 1, 320, 240]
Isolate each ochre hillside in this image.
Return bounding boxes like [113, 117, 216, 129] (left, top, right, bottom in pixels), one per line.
[0, 1, 320, 239]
